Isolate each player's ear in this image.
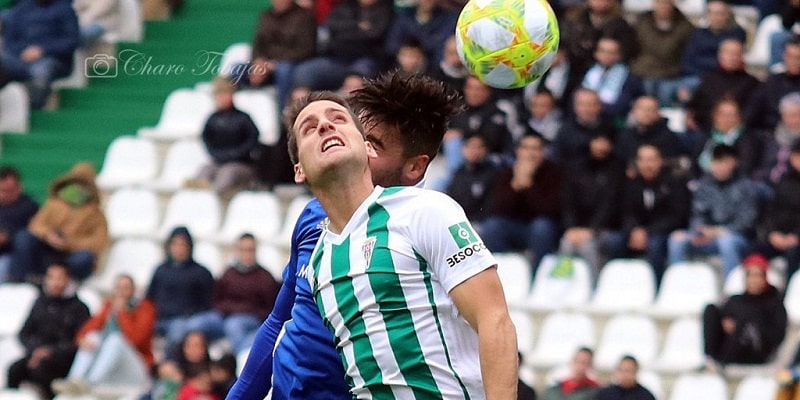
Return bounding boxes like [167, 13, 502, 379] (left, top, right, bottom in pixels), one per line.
[404, 154, 430, 183]
[294, 163, 306, 184]
[365, 141, 378, 159]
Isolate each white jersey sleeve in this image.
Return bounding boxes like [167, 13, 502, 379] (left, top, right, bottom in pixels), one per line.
[408, 189, 497, 292]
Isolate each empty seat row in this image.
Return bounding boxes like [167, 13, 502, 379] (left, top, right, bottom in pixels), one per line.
[500, 254, 792, 320]
[104, 187, 310, 248]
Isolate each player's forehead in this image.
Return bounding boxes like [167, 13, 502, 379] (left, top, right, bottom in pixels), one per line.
[295, 100, 351, 128]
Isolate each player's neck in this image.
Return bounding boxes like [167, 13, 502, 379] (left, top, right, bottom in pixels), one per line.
[314, 170, 375, 234]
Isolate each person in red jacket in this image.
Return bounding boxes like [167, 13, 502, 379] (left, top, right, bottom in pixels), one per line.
[52, 274, 156, 395]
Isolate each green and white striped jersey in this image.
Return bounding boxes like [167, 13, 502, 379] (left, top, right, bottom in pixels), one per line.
[307, 186, 496, 399]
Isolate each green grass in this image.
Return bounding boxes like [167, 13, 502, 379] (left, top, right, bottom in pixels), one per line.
[0, 0, 264, 201]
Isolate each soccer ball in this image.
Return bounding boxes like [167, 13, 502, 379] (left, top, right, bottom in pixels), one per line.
[455, 0, 559, 89]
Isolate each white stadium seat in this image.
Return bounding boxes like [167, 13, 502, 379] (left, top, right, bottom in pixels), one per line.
[669, 373, 727, 400]
[216, 191, 282, 245]
[138, 88, 214, 141]
[654, 317, 705, 373]
[733, 374, 778, 400]
[96, 136, 159, 190]
[105, 187, 160, 238]
[585, 259, 655, 314]
[149, 139, 210, 193]
[0, 283, 40, 337]
[649, 261, 719, 319]
[494, 252, 532, 303]
[271, 194, 313, 249]
[526, 254, 592, 312]
[594, 314, 659, 371]
[234, 89, 280, 145]
[157, 189, 222, 241]
[0, 83, 30, 134]
[529, 311, 596, 369]
[89, 238, 162, 296]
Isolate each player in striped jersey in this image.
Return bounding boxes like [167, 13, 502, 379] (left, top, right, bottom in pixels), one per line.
[286, 91, 518, 399]
[228, 73, 469, 400]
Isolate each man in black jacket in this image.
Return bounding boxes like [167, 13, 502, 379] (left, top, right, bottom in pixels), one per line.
[762, 140, 800, 283]
[702, 253, 788, 368]
[194, 77, 261, 196]
[621, 144, 690, 287]
[594, 356, 655, 400]
[7, 263, 90, 399]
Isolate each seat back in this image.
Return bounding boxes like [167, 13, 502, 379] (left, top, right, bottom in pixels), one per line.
[653, 261, 719, 317]
[96, 136, 159, 189]
[0, 83, 30, 133]
[158, 190, 222, 241]
[95, 238, 163, 295]
[494, 253, 532, 303]
[105, 187, 160, 238]
[669, 373, 728, 400]
[655, 317, 704, 372]
[594, 314, 659, 370]
[234, 90, 280, 145]
[528, 254, 592, 310]
[590, 259, 655, 313]
[529, 312, 596, 368]
[0, 283, 40, 337]
[217, 191, 282, 244]
[733, 375, 778, 400]
[219, 43, 253, 77]
[152, 139, 210, 192]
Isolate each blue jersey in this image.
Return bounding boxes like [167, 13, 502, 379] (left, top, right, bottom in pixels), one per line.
[227, 199, 351, 400]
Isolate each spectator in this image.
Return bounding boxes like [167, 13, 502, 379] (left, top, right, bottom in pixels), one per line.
[338, 71, 366, 97]
[621, 144, 691, 286]
[145, 226, 214, 351]
[523, 89, 563, 151]
[292, 0, 393, 90]
[238, 0, 316, 111]
[692, 98, 762, 178]
[615, 96, 685, 169]
[51, 274, 156, 396]
[540, 347, 599, 400]
[210, 354, 237, 399]
[72, 0, 119, 48]
[745, 36, 800, 132]
[630, 0, 694, 107]
[762, 140, 800, 283]
[0, 0, 80, 109]
[481, 132, 564, 276]
[560, 0, 639, 92]
[594, 355, 655, 400]
[757, 92, 800, 185]
[183, 233, 279, 354]
[559, 132, 626, 275]
[10, 162, 108, 283]
[445, 134, 498, 229]
[553, 88, 616, 166]
[0, 166, 38, 283]
[678, 0, 746, 104]
[176, 362, 220, 400]
[527, 48, 577, 110]
[686, 39, 759, 133]
[428, 35, 470, 95]
[668, 145, 759, 278]
[702, 253, 787, 368]
[393, 38, 428, 75]
[384, 0, 458, 67]
[769, 0, 800, 71]
[193, 77, 261, 197]
[144, 331, 212, 400]
[442, 75, 514, 176]
[7, 263, 90, 400]
[581, 36, 643, 124]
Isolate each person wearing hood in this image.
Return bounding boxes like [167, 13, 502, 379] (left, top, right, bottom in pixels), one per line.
[0, 0, 80, 109]
[668, 144, 759, 278]
[10, 162, 108, 283]
[145, 226, 214, 351]
[7, 263, 90, 400]
[181, 233, 279, 354]
[702, 253, 787, 369]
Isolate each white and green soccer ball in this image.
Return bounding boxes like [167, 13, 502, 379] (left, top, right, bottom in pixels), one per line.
[455, 0, 560, 89]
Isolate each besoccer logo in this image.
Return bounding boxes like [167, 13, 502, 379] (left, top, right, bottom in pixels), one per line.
[448, 222, 478, 248]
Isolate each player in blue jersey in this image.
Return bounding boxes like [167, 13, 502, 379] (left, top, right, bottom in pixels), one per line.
[227, 72, 463, 400]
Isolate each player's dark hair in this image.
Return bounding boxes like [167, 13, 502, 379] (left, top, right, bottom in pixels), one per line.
[284, 91, 364, 165]
[349, 71, 463, 161]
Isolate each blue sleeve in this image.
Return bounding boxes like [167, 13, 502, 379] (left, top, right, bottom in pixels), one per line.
[226, 200, 324, 400]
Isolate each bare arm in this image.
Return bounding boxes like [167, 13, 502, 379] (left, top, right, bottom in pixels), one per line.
[450, 266, 518, 400]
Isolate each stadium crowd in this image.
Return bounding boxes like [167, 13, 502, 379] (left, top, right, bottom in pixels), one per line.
[3, 0, 800, 398]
